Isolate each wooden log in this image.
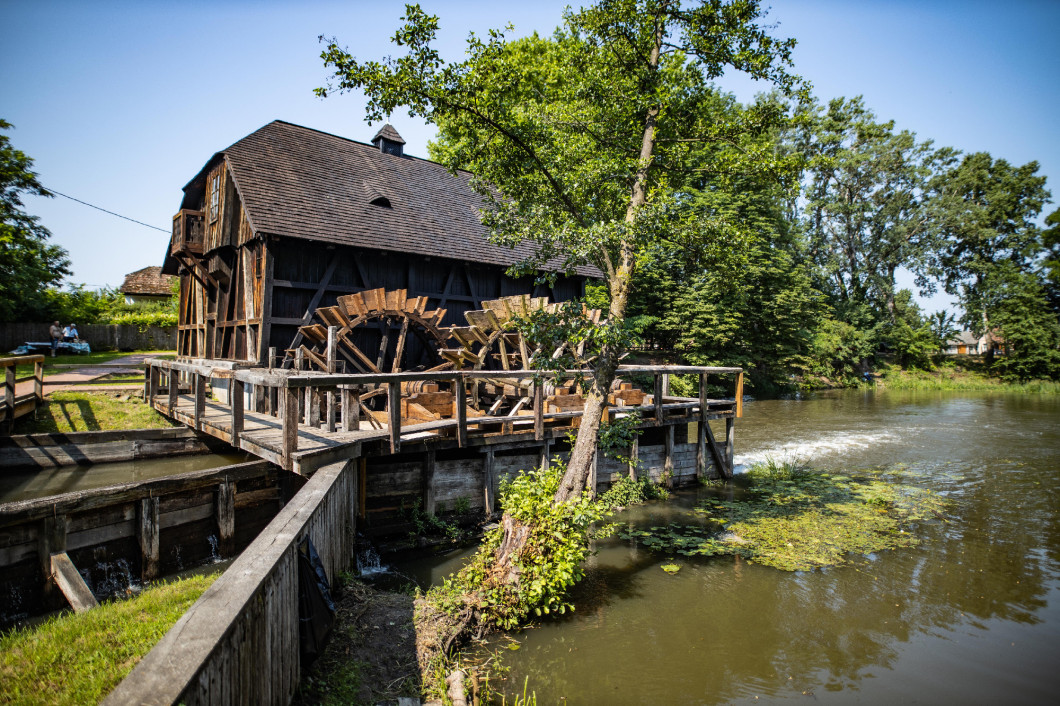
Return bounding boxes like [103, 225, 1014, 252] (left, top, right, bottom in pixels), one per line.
[50, 552, 98, 612]
[139, 497, 160, 581]
[455, 379, 467, 448]
[230, 378, 244, 446]
[388, 382, 401, 454]
[217, 481, 235, 556]
[280, 387, 299, 471]
[423, 448, 437, 515]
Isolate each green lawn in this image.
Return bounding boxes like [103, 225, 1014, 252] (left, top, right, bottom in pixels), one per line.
[12, 392, 178, 434]
[0, 573, 218, 706]
[1, 351, 175, 380]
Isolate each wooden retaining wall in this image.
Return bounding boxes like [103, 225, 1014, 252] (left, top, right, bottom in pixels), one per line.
[0, 427, 229, 471]
[104, 459, 358, 706]
[0, 460, 291, 627]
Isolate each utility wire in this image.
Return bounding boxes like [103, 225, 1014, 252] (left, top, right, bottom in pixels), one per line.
[45, 188, 169, 234]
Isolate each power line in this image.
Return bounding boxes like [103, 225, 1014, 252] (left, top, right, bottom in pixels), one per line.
[45, 188, 169, 234]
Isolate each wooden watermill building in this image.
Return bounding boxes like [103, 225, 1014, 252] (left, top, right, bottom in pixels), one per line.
[163, 120, 590, 367]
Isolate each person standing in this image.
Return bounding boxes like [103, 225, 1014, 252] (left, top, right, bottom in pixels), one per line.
[49, 321, 62, 356]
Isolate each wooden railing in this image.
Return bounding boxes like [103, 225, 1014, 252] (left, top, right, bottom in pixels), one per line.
[145, 356, 743, 474]
[0, 355, 44, 432]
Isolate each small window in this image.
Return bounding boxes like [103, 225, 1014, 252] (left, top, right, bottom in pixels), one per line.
[370, 196, 392, 208]
[208, 173, 221, 223]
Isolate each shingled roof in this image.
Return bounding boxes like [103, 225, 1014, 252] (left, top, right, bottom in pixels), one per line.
[183, 120, 595, 276]
[120, 266, 177, 296]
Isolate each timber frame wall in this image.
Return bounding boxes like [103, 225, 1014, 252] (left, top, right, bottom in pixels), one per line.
[170, 157, 585, 365]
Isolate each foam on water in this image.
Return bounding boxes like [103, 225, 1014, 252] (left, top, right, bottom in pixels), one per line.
[734, 430, 898, 471]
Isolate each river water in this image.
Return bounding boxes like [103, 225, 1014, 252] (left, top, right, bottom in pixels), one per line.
[398, 390, 1060, 704]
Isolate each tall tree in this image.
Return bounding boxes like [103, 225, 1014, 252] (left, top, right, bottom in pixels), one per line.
[319, 0, 803, 506]
[0, 119, 70, 322]
[797, 97, 950, 320]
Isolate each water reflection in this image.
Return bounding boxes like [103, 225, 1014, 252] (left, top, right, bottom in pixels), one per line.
[400, 390, 1060, 704]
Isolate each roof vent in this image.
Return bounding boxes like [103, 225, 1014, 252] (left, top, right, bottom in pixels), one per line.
[370, 195, 392, 208]
[371, 123, 406, 157]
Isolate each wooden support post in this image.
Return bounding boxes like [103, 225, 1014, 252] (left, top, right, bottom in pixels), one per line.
[168, 369, 178, 414]
[629, 436, 639, 480]
[50, 553, 98, 612]
[423, 448, 437, 515]
[455, 377, 467, 448]
[483, 447, 496, 514]
[725, 416, 735, 477]
[139, 497, 160, 581]
[254, 383, 265, 415]
[358, 457, 367, 520]
[33, 358, 43, 402]
[268, 346, 277, 370]
[697, 372, 708, 480]
[144, 364, 155, 402]
[326, 387, 337, 433]
[326, 326, 338, 373]
[734, 371, 744, 418]
[704, 421, 728, 480]
[664, 424, 675, 488]
[193, 373, 206, 431]
[217, 481, 235, 556]
[281, 386, 299, 471]
[230, 378, 244, 446]
[4, 365, 14, 429]
[308, 387, 321, 428]
[533, 380, 544, 441]
[295, 347, 304, 371]
[39, 515, 68, 590]
[388, 382, 401, 454]
[540, 439, 552, 471]
[662, 373, 671, 398]
[654, 373, 663, 425]
[342, 386, 359, 431]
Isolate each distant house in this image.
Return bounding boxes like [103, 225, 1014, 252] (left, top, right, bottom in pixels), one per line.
[162, 120, 593, 364]
[945, 330, 1006, 356]
[119, 266, 177, 306]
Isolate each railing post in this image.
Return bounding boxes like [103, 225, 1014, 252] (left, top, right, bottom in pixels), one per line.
[281, 385, 299, 471]
[230, 378, 244, 446]
[326, 386, 337, 433]
[725, 416, 735, 477]
[697, 372, 708, 480]
[661, 372, 670, 397]
[533, 379, 544, 441]
[194, 373, 206, 431]
[34, 358, 43, 403]
[326, 326, 337, 373]
[653, 372, 663, 425]
[388, 382, 401, 454]
[168, 368, 178, 414]
[4, 364, 15, 427]
[734, 371, 744, 418]
[455, 376, 467, 448]
[341, 385, 359, 432]
[664, 424, 674, 488]
[268, 346, 277, 371]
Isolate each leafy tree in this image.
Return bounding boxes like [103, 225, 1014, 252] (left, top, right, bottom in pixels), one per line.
[927, 309, 960, 356]
[929, 152, 1050, 332]
[879, 289, 935, 369]
[318, 0, 803, 504]
[1041, 207, 1060, 311]
[0, 119, 71, 322]
[978, 265, 1060, 381]
[796, 97, 952, 320]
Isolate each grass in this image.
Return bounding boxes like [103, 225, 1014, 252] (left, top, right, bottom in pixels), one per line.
[0, 573, 218, 706]
[12, 392, 178, 434]
[878, 363, 1060, 393]
[621, 459, 945, 571]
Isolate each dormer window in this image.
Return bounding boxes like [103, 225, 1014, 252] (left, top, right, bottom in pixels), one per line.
[370, 123, 406, 157]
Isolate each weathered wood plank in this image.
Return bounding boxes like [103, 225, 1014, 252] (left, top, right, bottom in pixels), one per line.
[50, 552, 98, 612]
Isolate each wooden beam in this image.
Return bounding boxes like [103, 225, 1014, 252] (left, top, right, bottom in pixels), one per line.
[704, 421, 729, 480]
[194, 373, 206, 431]
[280, 387, 299, 471]
[664, 425, 674, 488]
[533, 380, 544, 441]
[50, 552, 98, 612]
[697, 373, 708, 480]
[734, 371, 744, 418]
[654, 373, 663, 425]
[341, 385, 358, 431]
[139, 497, 160, 581]
[725, 416, 735, 477]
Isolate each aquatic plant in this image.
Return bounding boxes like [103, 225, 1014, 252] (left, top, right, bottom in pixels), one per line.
[621, 460, 945, 571]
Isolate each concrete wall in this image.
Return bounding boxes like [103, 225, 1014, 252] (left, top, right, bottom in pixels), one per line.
[1, 323, 176, 352]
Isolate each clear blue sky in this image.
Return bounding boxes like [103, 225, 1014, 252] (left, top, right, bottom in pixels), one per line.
[2, 0, 1056, 314]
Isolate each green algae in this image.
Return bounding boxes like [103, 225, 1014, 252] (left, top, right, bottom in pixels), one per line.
[620, 460, 946, 571]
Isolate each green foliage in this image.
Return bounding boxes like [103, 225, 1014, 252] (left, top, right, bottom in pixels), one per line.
[43, 285, 177, 327]
[0, 573, 217, 705]
[807, 316, 876, 383]
[981, 267, 1060, 381]
[0, 119, 71, 323]
[619, 460, 945, 571]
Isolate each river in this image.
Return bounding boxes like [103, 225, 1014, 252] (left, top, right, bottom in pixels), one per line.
[398, 389, 1060, 704]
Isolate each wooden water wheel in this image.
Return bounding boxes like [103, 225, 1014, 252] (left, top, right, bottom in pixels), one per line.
[291, 287, 451, 374]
